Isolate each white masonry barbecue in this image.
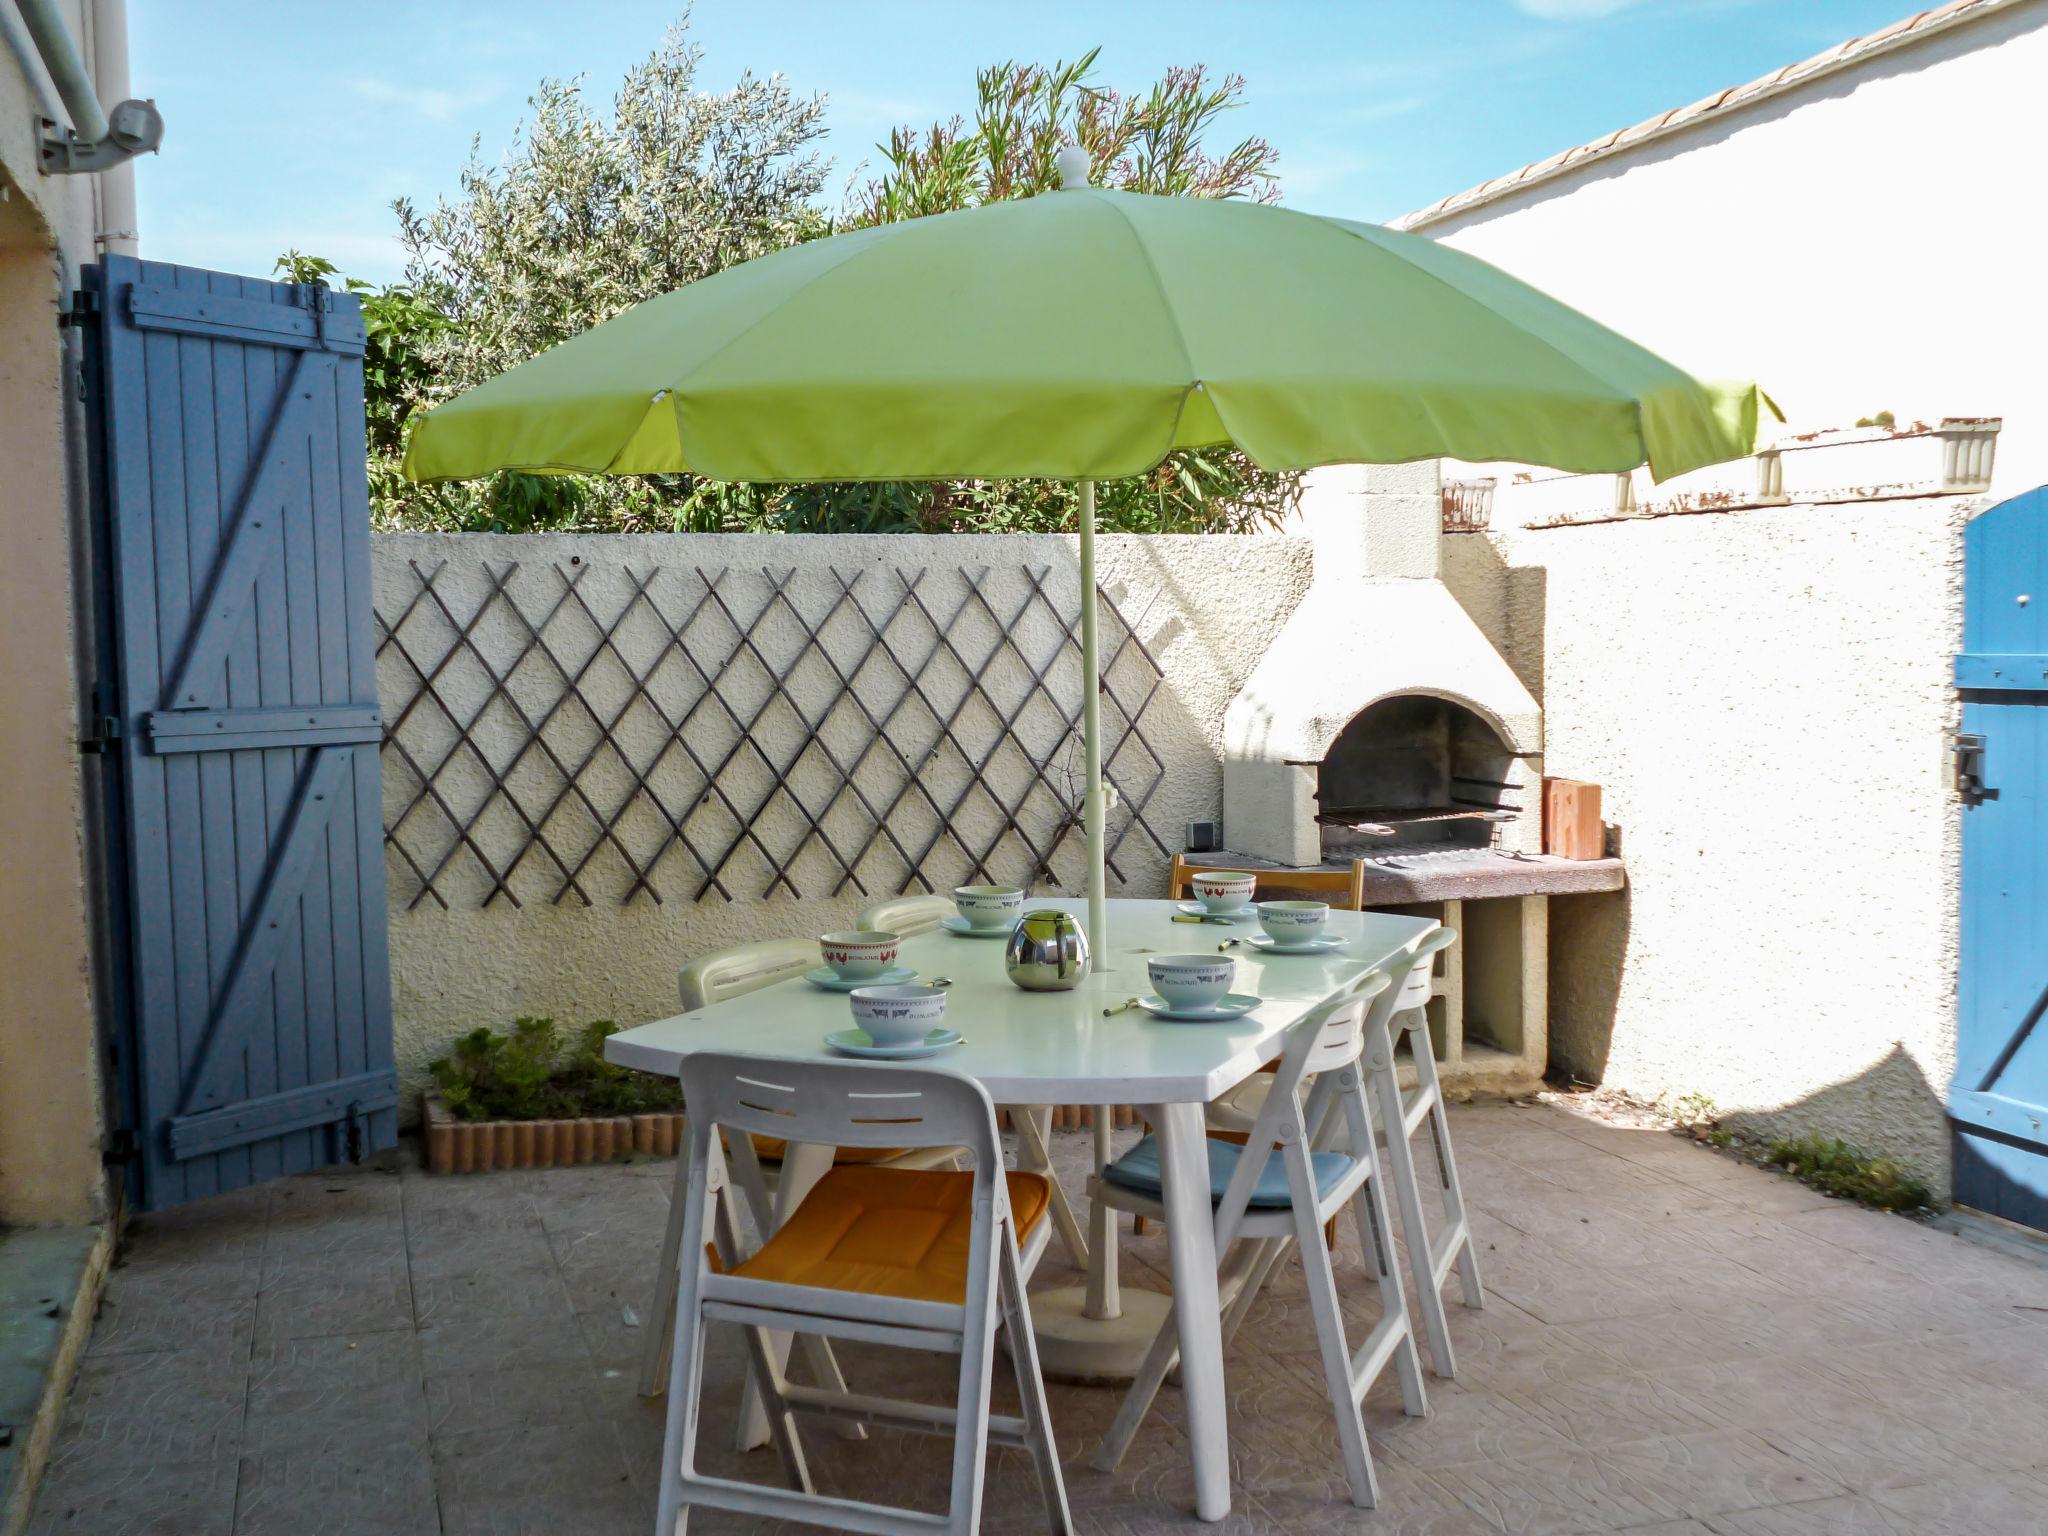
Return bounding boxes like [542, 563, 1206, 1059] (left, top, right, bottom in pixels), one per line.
[1219, 461, 1623, 1095]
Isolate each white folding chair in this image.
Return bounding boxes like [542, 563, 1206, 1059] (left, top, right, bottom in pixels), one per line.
[1363, 926, 1484, 1378]
[858, 894, 1094, 1271]
[855, 893, 956, 937]
[641, 940, 955, 1410]
[655, 1051, 1072, 1536]
[1090, 973, 1428, 1509]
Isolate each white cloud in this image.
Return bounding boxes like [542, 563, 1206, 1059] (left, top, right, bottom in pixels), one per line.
[348, 76, 501, 124]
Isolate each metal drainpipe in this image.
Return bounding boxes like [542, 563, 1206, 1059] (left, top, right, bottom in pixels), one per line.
[8, 0, 161, 180]
[88, 0, 136, 253]
[15, 0, 109, 142]
[0, 2, 63, 129]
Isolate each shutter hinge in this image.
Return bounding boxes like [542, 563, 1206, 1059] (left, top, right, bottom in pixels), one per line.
[78, 715, 122, 755]
[300, 281, 329, 351]
[59, 288, 101, 329]
[1955, 731, 1994, 807]
[101, 1127, 138, 1167]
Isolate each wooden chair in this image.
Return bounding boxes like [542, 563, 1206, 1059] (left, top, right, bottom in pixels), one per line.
[1361, 926, 1484, 1378]
[856, 892, 957, 937]
[1088, 972, 1427, 1509]
[654, 1051, 1072, 1536]
[1168, 851, 1366, 910]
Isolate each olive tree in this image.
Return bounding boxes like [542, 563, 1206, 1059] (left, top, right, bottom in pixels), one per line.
[386, 24, 829, 530]
[364, 25, 1298, 534]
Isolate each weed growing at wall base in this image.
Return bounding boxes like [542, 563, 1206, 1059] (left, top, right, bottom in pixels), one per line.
[1766, 1133, 1933, 1213]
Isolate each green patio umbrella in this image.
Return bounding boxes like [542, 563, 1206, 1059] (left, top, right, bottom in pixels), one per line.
[405, 148, 1772, 964]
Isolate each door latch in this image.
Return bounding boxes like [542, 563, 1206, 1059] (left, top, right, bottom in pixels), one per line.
[1955, 732, 1994, 807]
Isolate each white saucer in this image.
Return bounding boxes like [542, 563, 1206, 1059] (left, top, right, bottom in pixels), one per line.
[942, 915, 1013, 938]
[1246, 932, 1348, 955]
[1173, 900, 1256, 921]
[1137, 992, 1261, 1022]
[824, 1027, 964, 1059]
[806, 964, 917, 992]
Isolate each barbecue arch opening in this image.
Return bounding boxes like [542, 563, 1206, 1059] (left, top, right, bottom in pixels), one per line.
[1314, 692, 1521, 858]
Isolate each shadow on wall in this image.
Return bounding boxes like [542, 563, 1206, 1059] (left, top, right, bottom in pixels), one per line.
[1710, 1042, 1948, 1165]
[1441, 525, 1548, 707]
[1548, 891, 1957, 1196]
[1547, 886, 1630, 1086]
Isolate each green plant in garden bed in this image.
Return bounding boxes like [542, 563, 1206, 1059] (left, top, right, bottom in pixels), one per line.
[429, 1018, 681, 1122]
[1765, 1133, 1932, 1213]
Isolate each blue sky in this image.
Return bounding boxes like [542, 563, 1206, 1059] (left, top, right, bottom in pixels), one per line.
[133, 0, 1912, 286]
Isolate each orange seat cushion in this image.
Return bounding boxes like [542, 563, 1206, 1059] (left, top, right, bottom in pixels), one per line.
[731, 1166, 1050, 1304]
[747, 1134, 906, 1166]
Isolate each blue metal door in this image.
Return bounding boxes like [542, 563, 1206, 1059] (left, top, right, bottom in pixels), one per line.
[84, 256, 396, 1210]
[1954, 485, 2048, 1231]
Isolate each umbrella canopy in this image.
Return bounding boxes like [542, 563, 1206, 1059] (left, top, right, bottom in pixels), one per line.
[403, 186, 1768, 488]
[403, 172, 1770, 972]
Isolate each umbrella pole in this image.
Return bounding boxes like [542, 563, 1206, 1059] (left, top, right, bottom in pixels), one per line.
[1079, 477, 1109, 972]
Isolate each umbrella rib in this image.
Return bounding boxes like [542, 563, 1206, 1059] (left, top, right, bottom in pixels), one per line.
[637, 221, 919, 477]
[1328, 218, 1671, 468]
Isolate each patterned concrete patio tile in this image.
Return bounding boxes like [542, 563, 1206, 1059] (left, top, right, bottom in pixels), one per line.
[1743, 1389, 1996, 1492]
[412, 1264, 588, 1373]
[42, 1342, 247, 1474]
[423, 1355, 612, 1438]
[1500, 1367, 1724, 1451]
[267, 1174, 404, 1233]
[1419, 1296, 1622, 1393]
[1432, 1430, 1842, 1534]
[23, 1456, 239, 1536]
[1789, 1322, 2048, 1405]
[1477, 1241, 1684, 1326]
[1360, 1380, 1573, 1473]
[84, 1273, 257, 1359]
[569, 1267, 663, 1365]
[404, 1214, 559, 1282]
[1486, 1206, 1715, 1269]
[1243, 1460, 1505, 1534]
[433, 1420, 646, 1536]
[242, 1328, 427, 1456]
[1552, 1300, 1886, 1375]
[232, 1437, 439, 1536]
[261, 1222, 410, 1290]
[1705, 1471, 2048, 1535]
[115, 1185, 270, 1273]
[252, 1253, 415, 1344]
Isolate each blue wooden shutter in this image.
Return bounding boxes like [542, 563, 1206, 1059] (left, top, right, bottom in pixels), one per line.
[1953, 485, 2048, 1232]
[88, 256, 396, 1210]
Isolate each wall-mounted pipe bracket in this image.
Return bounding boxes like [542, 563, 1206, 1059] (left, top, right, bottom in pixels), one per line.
[39, 95, 160, 173]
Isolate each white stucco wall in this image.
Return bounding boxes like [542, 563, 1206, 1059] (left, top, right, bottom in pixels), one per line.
[373, 532, 1311, 1110]
[1404, 0, 2048, 500]
[1443, 494, 1973, 1185]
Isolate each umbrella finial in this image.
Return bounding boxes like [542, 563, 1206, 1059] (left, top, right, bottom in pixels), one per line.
[1056, 144, 1092, 190]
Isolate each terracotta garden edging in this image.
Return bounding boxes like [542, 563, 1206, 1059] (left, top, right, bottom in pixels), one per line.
[421, 1093, 682, 1173]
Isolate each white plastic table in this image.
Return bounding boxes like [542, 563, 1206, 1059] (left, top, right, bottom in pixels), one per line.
[605, 896, 1435, 1523]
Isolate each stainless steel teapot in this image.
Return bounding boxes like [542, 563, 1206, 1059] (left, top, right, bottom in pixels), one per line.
[1003, 907, 1090, 991]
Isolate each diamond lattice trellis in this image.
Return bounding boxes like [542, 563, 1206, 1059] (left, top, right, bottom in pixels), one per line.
[375, 557, 1173, 908]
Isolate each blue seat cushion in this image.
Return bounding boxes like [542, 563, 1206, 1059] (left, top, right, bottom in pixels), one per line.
[1101, 1133, 1358, 1210]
